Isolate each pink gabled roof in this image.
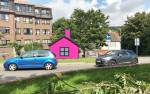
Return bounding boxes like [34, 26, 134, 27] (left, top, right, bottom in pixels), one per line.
[49, 36, 79, 47]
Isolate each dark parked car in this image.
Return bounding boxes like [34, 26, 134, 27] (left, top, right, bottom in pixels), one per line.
[96, 50, 138, 66]
[3, 50, 57, 71]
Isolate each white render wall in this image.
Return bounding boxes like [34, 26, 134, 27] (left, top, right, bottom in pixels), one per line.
[102, 42, 121, 50]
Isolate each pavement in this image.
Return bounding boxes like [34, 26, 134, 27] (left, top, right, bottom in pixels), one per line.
[0, 56, 150, 84]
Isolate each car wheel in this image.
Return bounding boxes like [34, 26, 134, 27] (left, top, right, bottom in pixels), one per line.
[109, 60, 117, 66]
[44, 63, 53, 70]
[131, 59, 138, 64]
[8, 64, 17, 71]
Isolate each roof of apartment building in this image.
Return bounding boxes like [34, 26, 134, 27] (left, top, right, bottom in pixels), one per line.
[14, 0, 50, 9]
[108, 31, 121, 42]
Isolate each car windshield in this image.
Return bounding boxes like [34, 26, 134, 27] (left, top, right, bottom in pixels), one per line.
[98, 51, 116, 57]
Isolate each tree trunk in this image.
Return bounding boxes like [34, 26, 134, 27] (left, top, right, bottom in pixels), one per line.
[13, 47, 17, 57]
[82, 48, 86, 58]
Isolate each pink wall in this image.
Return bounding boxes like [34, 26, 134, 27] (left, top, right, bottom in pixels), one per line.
[49, 38, 79, 59]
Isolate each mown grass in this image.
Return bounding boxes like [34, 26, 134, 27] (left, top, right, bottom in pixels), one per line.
[0, 64, 150, 94]
[58, 57, 95, 63]
[0, 57, 95, 63]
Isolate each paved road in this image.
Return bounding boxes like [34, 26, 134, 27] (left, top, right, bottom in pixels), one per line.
[0, 57, 150, 84]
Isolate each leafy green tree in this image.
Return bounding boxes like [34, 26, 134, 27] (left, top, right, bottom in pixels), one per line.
[71, 9, 109, 57]
[52, 17, 77, 41]
[121, 12, 150, 55]
[24, 42, 43, 51]
[52, 9, 109, 57]
[8, 42, 23, 55]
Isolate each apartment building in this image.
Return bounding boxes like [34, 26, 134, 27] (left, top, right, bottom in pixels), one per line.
[0, 0, 52, 49]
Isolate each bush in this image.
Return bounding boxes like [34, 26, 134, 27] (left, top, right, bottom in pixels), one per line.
[78, 73, 150, 94]
[41, 73, 150, 94]
[24, 42, 43, 51]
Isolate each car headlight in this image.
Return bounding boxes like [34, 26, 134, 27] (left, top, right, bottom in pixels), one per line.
[103, 57, 112, 61]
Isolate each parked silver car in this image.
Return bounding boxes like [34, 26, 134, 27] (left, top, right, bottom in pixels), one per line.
[96, 50, 138, 66]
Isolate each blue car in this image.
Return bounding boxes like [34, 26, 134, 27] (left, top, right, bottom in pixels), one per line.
[3, 50, 57, 71]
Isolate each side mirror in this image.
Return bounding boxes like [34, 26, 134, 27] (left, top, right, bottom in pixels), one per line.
[33, 54, 37, 57]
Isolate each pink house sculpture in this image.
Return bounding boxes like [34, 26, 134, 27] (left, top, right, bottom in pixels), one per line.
[49, 29, 79, 59]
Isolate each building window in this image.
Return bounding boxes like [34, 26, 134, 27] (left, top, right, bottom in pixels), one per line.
[0, 27, 10, 34]
[15, 28, 21, 35]
[42, 29, 50, 35]
[42, 39, 51, 44]
[0, 1, 9, 9]
[24, 28, 33, 35]
[15, 4, 22, 12]
[25, 6, 33, 13]
[16, 40, 21, 45]
[23, 17, 33, 24]
[24, 39, 32, 44]
[41, 9, 50, 16]
[35, 9, 40, 14]
[41, 9, 47, 15]
[42, 19, 50, 25]
[60, 47, 69, 56]
[36, 39, 41, 43]
[0, 14, 9, 21]
[35, 19, 40, 24]
[15, 17, 21, 22]
[0, 40, 10, 46]
[35, 29, 40, 35]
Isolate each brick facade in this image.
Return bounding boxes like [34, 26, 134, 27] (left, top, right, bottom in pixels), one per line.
[0, 0, 52, 50]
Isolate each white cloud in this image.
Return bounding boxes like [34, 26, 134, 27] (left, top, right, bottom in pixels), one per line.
[43, 0, 97, 20]
[32, 0, 150, 26]
[101, 0, 149, 26]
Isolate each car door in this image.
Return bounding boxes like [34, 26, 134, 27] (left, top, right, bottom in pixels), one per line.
[19, 51, 35, 68]
[126, 50, 136, 62]
[34, 51, 49, 68]
[117, 51, 130, 64]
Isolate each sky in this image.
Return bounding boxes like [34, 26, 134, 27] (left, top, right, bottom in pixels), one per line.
[28, 0, 150, 26]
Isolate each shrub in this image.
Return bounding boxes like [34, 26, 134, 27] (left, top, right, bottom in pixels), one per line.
[41, 73, 150, 94]
[24, 42, 43, 51]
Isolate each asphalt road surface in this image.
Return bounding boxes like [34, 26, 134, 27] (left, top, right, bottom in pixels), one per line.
[0, 57, 149, 84]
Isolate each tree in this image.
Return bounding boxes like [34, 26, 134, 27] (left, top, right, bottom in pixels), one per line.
[71, 9, 109, 57]
[121, 12, 150, 55]
[8, 42, 23, 56]
[24, 42, 43, 51]
[52, 17, 77, 41]
[52, 9, 109, 57]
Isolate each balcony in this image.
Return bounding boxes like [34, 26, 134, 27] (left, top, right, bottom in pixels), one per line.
[15, 4, 35, 16]
[0, 5, 14, 13]
[15, 10, 34, 16]
[41, 14, 52, 19]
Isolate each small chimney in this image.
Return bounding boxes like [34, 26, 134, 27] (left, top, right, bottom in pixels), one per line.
[64, 29, 71, 39]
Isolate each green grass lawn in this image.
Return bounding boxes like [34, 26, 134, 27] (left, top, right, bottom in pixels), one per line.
[0, 57, 95, 63]
[0, 64, 150, 94]
[58, 57, 95, 63]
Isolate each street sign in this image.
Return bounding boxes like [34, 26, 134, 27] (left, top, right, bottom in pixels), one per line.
[106, 34, 111, 42]
[135, 38, 140, 46]
[135, 38, 140, 56]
